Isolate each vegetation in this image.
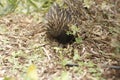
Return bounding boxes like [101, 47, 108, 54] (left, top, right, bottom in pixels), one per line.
[0, 0, 120, 80]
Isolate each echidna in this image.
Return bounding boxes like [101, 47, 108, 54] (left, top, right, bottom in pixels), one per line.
[45, 3, 75, 44]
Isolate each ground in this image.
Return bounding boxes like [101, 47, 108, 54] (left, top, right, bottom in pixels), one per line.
[0, 1, 120, 80]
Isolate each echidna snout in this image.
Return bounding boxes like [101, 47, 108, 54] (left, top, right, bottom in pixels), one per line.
[53, 30, 75, 44]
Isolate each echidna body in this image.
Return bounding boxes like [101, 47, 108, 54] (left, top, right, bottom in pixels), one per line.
[45, 3, 74, 44]
[63, 0, 84, 26]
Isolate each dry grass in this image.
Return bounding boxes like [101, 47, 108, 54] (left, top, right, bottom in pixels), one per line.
[0, 0, 120, 80]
